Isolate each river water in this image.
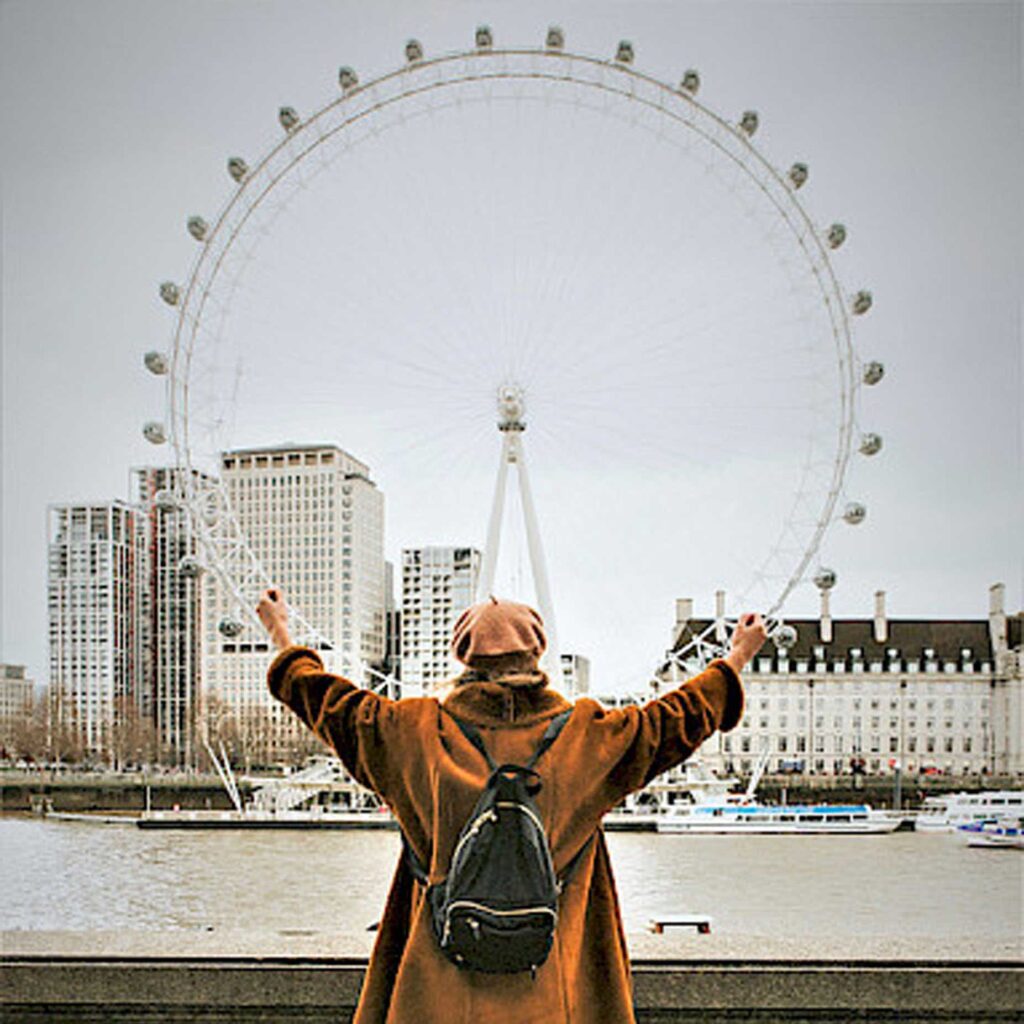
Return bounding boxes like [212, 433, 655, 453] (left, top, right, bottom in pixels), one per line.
[3, 818, 1021, 943]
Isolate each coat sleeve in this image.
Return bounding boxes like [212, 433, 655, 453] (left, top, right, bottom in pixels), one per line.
[587, 659, 745, 804]
[266, 645, 428, 809]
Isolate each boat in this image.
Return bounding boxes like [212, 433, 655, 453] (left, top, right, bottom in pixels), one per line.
[959, 816, 1024, 850]
[137, 747, 396, 830]
[914, 790, 1024, 833]
[656, 801, 901, 835]
[654, 750, 900, 835]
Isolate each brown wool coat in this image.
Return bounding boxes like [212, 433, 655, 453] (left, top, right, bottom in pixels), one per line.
[268, 648, 744, 1024]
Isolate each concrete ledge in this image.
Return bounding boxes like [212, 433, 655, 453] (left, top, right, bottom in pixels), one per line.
[2, 932, 1021, 1023]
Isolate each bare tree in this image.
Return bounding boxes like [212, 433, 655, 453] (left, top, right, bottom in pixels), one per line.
[6, 693, 47, 762]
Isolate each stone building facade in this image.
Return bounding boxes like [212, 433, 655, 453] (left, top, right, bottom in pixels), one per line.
[663, 584, 1022, 777]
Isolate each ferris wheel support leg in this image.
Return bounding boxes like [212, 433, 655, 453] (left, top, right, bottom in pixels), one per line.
[511, 435, 561, 679]
[478, 433, 513, 600]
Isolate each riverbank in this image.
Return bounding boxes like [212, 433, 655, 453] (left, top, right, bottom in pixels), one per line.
[2, 931, 1019, 1023]
[3, 768, 1017, 813]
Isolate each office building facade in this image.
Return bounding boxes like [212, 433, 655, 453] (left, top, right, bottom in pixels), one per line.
[0, 665, 36, 752]
[47, 502, 148, 758]
[203, 444, 385, 754]
[133, 467, 206, 766]
[400, 546, 481, 689]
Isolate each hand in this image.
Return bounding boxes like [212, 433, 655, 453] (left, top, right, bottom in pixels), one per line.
[257, 587, 292, 651]
[724, 612, 767, 675]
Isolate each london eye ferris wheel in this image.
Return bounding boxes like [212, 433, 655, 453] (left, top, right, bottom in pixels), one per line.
[140, 26, 885, 691]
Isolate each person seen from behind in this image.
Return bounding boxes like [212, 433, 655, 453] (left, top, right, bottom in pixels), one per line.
[258, 587, 766, 1023]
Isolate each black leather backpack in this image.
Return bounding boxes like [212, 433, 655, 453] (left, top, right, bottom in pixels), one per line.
[404, 709, 586, 975]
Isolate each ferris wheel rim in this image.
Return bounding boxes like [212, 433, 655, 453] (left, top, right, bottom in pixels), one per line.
[158, 39, 867, 671]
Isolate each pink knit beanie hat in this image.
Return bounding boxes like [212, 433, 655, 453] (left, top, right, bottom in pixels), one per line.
[451, 597, 547, 665]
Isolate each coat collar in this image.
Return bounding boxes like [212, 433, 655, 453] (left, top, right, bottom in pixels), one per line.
[442, 678, 571, 726]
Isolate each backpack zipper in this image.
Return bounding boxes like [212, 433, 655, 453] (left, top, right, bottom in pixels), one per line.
[442, 900, 557, 946]
[495, 800, 546, 836]
[449, 808, 498, 873]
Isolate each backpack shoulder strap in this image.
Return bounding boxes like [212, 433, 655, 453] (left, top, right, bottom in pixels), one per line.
[448, 713, 497, 771]
[525, 709, 573, 770]
[446, 706, 572, 772]
[402, 831, 431, 887]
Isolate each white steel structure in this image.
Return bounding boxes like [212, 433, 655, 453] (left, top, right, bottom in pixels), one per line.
[478, 386, 561, 673]
[667, 583, 1023, 778]
[47, 502, 147, 758]
[139, 26, 886, 684]
[401, 546, 480, 688]
[203, 444, 385, 750]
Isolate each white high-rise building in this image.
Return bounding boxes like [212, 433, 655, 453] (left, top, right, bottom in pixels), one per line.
[401, 547, 481, 689]
[203, 444, 385, 754]
[47, 502, 148, 758]
[133, 467, 207, 767]
[663, 585, 1023, 778]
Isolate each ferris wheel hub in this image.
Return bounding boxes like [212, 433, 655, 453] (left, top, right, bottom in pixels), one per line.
[497, 383, 526, 432]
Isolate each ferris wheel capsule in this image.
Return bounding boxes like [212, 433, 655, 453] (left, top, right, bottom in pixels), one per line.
[144, 351, 168, 375]
[739, 110, 759, 136]
[227, 157, 248, 183]
[862, 361, 885, 386]
[788, 162, 809, 189]
[177, 555, 202, 579]
[159, 281, 180, 306]
[859, 432, 883, 456]
[827, 223, 847, 249]
[814, 567, 837, 591]
[615, 40, 634, 64]
[545, 26, 565, 51]
[278, 106, 300, 132]
[475, 25, 493, 50]
[679, 69, 700, 95]
[773, 623, 798, 649]
[851, 290, 873, 315]
[187, 216, 208, 241]
[842, 501, 867, 525]
[338, 66, 359, 92]
[218, 617, 244, 639]
[405, 39, 423, 63]
[143, 421, 167, 445]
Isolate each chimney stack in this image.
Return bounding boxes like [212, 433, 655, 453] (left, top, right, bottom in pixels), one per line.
[873, 590, 888, 643]
[715, 589, 727, 642]
[675, 598, 694, 628]
[819, 588, 833, 643]
[988, 582, 1008, 667]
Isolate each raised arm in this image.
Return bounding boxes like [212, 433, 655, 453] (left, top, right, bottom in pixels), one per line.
[256, 588, 429, 811]
[575, 613, 767, 805]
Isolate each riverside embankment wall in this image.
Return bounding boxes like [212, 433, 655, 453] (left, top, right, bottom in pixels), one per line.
[2, 933, 1020, 1023]
[3, 770, 1017, 813]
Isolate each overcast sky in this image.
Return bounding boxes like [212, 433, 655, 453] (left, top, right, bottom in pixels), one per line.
[2, 0, 1021, 692]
